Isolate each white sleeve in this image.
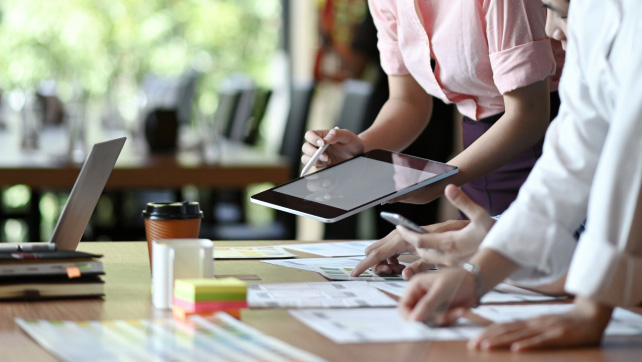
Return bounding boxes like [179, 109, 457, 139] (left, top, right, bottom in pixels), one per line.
[479, 29, 606, 287]
[565, 8, 642, 307]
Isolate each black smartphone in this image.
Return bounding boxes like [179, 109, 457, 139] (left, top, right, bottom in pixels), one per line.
[380, 212, 427, 234]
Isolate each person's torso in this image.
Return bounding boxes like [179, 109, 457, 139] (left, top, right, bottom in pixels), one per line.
[387, 0, 562, 120]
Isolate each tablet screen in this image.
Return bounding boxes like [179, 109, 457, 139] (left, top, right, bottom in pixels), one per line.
[251, 149, 458, 223]
[274, 155, 438, 210]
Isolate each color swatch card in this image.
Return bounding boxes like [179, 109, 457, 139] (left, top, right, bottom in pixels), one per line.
[214, 246, 296, 259]
[316, 266, 404, 281]
[248, 281, 397, 308]
[281, 241, 375, 257]
[16, 312, 327, 362]
[289, 308, 483, 343]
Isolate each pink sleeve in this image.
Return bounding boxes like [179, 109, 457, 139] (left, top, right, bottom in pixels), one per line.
[484, 0, 557, 94]
[368, 0, 410, 75]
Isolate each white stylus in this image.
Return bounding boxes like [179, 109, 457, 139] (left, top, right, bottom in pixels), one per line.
[300, 127, 340, 177]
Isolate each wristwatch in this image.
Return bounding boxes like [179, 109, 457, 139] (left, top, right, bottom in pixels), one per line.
[461, 262, 483, 308]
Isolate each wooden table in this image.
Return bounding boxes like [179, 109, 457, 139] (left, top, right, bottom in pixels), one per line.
[2, 241, 641, 361]
[0, 128, 290, 190]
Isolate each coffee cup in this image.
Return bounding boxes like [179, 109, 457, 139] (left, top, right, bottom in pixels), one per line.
[142, 201, 203, 270]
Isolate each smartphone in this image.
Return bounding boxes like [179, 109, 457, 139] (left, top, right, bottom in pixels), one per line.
[380, 212, 427, 234]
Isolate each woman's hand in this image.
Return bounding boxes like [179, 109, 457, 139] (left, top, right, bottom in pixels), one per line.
[301, 128, 364, 170]
[399, 267, 479, 325]
[468, 297, 614, 351]
[349, 217, 470, 277]
[349, 229, 417, 277]
[400, 185, 495, 278]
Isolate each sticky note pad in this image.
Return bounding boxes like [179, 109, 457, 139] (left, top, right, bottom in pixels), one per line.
[173, 297, 248, 312]
[174, 278, 247, 302]
[172, 305, 242, 320]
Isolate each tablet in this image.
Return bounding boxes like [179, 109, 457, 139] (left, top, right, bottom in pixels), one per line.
[250, 149, 458, 223]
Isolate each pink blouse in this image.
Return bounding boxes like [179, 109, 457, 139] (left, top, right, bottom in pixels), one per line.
[369, 0, 565, 120]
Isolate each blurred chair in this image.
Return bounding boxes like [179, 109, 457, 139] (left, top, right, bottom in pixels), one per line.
[208, 76, 274, 226]
[244, 88, 272, 146]
[207, 80, 316, 240]
[280, 80, 316, 179]
[176, 69, 201, 125]
[209, 75, 257, 225]
[216, 74, 254, 141]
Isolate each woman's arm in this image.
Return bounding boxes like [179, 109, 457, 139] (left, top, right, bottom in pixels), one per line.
[358, 70, 434, 152]
[398, 79, 551, 204]
[448, 79, 550, 186]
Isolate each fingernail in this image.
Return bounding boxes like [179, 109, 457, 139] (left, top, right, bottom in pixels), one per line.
[402, 268, 414, 280]
[446, 185, 459, 198]
[316, 140, 324, 147]
[320, 154, 328, 162]
[481, 341, 491, 350]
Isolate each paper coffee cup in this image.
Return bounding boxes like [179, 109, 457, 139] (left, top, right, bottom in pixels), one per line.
[142, 201, 203, 270]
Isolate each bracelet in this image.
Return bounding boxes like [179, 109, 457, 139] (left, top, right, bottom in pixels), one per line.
[461, 262, 483, 308]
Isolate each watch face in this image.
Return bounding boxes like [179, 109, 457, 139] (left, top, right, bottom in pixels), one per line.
[461, 262, 482, 307]
[462, 262, 479, 275]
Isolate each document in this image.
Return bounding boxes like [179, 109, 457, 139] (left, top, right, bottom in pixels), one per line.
[316, 267, 403, 281]
[16, 312, 326, 362]
[248, 281, 397, 308]
[289, 308, 483, 343]
[214, 246, 296, 259]
[280, 241, 375, 257]
[473, 305, 642, 336]
[262, 257, 368, 272]
[368, 281, 563, 304]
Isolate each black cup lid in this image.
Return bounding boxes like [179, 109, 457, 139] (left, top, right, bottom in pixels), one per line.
[142, 201, 203, 220]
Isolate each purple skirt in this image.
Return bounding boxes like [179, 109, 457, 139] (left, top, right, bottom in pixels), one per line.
[459, 92, 559, 217]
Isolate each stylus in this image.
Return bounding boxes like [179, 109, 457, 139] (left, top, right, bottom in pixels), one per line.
[300, 127, 340, 177]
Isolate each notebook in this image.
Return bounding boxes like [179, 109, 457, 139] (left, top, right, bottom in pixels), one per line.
[0, 137, 126, 252]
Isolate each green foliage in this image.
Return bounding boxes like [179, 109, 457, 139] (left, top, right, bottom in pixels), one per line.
[0, 0, 281, 99]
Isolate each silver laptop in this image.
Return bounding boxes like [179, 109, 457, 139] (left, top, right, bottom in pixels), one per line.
[0, 137, 126, 252]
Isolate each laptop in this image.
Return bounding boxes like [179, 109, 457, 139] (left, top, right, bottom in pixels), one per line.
[0, 137, 126, 252]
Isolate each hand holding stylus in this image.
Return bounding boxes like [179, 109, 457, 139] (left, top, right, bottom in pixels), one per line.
[300, 127, 339, 177]
[300, 127, 364, 177]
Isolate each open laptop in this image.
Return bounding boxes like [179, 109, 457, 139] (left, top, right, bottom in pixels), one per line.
[0, 137, 126, 252]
